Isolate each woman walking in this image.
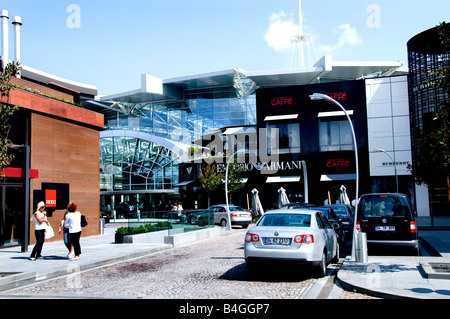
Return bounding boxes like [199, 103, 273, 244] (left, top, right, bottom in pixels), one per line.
[29, 202, 48, 260]
[58, 211, 73, 259]
[64, 202, 82, 261]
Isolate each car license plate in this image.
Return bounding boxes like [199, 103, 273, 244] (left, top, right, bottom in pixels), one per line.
[263, 237, 291, 245]
[375, 226, 395, 231]
[240, 214, 247, 217]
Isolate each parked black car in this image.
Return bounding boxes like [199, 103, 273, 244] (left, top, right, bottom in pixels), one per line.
[280, 202, 317, 209]
[327, 204, 354, 237]
[357, 193, 418, 253]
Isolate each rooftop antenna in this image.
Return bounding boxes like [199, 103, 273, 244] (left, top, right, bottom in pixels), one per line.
[286, 0, 317, 69]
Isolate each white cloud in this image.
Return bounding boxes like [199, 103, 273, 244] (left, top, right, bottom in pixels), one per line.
[335, 24, 363, 46]
[320, 23, 363, 54]
[264, 11, 299, 52]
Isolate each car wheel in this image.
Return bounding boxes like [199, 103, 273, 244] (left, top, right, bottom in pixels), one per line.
[315, 250, 327, 278]
[220, 219, 227, 228]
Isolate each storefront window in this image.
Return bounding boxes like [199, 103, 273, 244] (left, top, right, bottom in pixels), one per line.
[266, 123, 300, 154]
[100, 136, 179, 192]
[319, 119, 354, 152]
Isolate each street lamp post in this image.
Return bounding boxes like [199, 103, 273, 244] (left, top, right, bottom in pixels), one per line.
[374, 148, 398, 193]
[225, 149, 244, 231]
[309, 93, 360, 261]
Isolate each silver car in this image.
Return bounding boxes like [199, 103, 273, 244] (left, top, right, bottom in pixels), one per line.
[244, 208, 339, 277]
[194, 205, 252, 228]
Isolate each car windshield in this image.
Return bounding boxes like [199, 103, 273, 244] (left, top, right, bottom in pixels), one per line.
[257, 213, 311, 227]
[359, 196, 410, 218]
[330, 206, 348, 216]
[229, 206, 245, 212]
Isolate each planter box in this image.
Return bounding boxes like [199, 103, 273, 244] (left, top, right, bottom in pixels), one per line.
[115, 232, 125, 244]
[123, 229, 169, 244]
[116, 227, 221, 246]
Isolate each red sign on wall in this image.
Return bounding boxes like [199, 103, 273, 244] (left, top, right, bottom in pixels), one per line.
[45, 189, 57, 208]
[326, 158, 351, 168]
[271, 96, 293, 106]
[324, 92, 347, 101]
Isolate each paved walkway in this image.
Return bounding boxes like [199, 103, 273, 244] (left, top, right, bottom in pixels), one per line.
[337, 216, 450, 299]
[0, 223, 172, 292]
[1, 217, 450, 299]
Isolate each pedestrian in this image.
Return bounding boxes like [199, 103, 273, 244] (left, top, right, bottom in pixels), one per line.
[58, 211, 73, 259]
[29, 201, 48, 261]
[64, 202, 82, 261]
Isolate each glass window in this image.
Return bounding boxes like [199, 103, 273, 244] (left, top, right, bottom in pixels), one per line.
[319, 119, 354, 152]
[257, 213, 311, 227]
[100, 136, 179, 192]
[267, 123, 300, 154]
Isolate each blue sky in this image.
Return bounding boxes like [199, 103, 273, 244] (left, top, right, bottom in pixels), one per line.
[0, 0, 448, 95]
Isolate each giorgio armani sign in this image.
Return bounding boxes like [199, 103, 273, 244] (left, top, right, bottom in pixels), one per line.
[217, 160, 304, 174]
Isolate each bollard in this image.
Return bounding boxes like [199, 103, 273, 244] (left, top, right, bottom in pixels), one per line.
[100, 218, 105, 235]
[355, 232, 368, 263]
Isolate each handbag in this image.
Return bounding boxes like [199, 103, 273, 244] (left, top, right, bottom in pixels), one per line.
[45, 223, 55, 239]
[81, 214, 88, 227]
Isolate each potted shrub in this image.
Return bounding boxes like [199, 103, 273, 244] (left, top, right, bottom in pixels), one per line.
[115, 227, 128, 244]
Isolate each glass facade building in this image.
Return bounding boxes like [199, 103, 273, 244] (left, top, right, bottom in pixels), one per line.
[408, 24, 450, 214]
[87, 60, 410, 216]
[90, 70, 258, 211]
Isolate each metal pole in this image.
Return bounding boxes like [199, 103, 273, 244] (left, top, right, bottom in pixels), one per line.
[14, 145, 30, 253]
[301, 160, 308, 203]
[374, 148, 398, 193]
[225, 150, 243, 231]
[310, 93, 359, 261]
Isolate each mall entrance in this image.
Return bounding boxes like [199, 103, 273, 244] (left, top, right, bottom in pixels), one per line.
[100, 191, 180, 220]
[0, 184, 24, 248]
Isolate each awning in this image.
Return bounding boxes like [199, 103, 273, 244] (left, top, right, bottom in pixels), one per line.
[318, 110, 354, 117]
[320, 174, 356, 181]
[176, 180, 195, 187]
[266, 176, 301, 183]
[222, 127, 257, 135]
[264, 114, 299, 121]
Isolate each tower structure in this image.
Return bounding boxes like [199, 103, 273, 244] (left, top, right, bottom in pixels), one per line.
[286, 0, 317, 68]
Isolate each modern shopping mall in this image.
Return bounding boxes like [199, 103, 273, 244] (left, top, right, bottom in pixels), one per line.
[1, 11, 449, 249]
[87, 56, 422, 216]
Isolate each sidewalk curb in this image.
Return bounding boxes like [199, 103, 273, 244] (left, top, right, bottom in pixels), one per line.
[0, 245, 171, 292]
[336, 262, 414, 299]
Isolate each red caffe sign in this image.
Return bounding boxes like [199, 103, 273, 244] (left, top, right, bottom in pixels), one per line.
[271, 96, 293, 106]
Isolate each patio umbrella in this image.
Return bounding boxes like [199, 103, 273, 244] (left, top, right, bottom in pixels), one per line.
[251, 188, 264, 217]
[278, 187, 290, 208]
[339, 185, 351, 205]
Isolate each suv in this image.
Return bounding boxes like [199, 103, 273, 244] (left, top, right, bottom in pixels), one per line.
[357, 193, 418, 252]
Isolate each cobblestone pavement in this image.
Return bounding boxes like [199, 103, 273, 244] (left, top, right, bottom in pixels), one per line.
[6, 230, 377, 299]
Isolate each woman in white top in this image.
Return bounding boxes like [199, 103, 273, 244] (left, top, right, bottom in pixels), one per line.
[29, 201, 48, 260]
[64, 202, 82, 261]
